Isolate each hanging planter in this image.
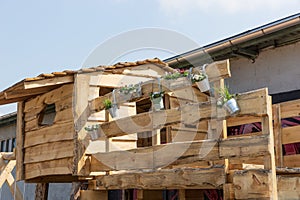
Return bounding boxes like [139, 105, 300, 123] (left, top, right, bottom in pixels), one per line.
[103, 90, 119, 118]
[150, 91, 164, 111]
[195, 78, 210, 92]
[118, 83, 142, 102]
[191, 64, 210, 92]
[150, 78, 164, 111]
[84, 124, 100, 140]
[223, 98, 240, 115]
[216, 85, 240, 115]
[163, 69, 191, 89]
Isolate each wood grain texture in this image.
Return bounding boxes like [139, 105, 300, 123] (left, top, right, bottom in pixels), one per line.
[95, 167, 225, 190]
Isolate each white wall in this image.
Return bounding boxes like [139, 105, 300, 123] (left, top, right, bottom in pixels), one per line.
[227, 41, 300, 94]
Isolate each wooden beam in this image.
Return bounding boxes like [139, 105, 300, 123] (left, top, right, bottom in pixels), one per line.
[24, 75, 74, 89]
[16, 102, 25, 181]
[283, 154, 300, 167]
[0, 160, 16, 188]
[278, 98, 300, 118]
[277, 176, 300, 200]
[90, 135, 269, 171]
[95, 167, 225, 190]
[282, 125, 300, 144]
[233, 169, 272, 199]
[24, 140, 74, 164]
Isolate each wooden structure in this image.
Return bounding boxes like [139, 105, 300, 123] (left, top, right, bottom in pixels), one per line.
[0, 58, 299, 199]
[0, 151, 23, 200]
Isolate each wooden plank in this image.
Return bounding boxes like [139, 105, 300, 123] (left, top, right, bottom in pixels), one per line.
[24, 121, 75, 148]
[219, 135, 269, 158]
[95, 167, 225, 190]
[24, 84, 73, 113]
[261, 95, 278, 199]
[283, 154, 300, 167]
[0, 160, 16, 188]
[16, 102, 25, 181]
[24, 157, 73, 180]
[24, 75, 74, 89]
[0, 151, 16, 160]
[282, 125, 300, 144]
[6, 173, 23, 200]
[277, 176, 300, 200]
[90, 135, 269, 171]
[226, 115, 261, 127]
[179, 189, 186, 200]
[273, 104, 283, 167]
[279, 99, 300, 118]
[80, 190, 108, 200]
[205, 59, 231, 81]
[24, 140, 74, 164]
[233, 169, 271, 199]
[4, 85, 59, 101]
[25, 118, 39, 132]
[53, 107, 73, 122]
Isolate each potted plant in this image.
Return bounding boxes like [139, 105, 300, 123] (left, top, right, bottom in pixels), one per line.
[191, 72, 210, 92]
[104, 99, 118, 118]
[150, 91, 164, 111]
[118, 83, 142, 101]
[216, 86, 240, 115]
[84, 124, 100, 140]
[163, 69, 191, 89]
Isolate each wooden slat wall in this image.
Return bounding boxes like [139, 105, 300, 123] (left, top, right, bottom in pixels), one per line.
[273, 99, 300, 168]
[23, 84, 75, 180]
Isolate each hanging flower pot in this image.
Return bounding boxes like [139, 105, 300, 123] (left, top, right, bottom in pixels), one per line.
[84, 124, 100, 141]
[103, 98, 119, 118]
[163, 70, 190, 90]
[118, 83, 142, 102]
[108, 104, 119, 118]
[223, 98, 240, 115]
[150, 91, 164, 111]
[216, 85, 240, 116]
[196, 78, 210, 92]
[191, 73, 210, 92]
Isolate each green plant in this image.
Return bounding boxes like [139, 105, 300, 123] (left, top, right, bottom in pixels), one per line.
[84, 124, 100, 131]
[191, 73, 207, 83]
[216, 85, 236, 107]
[119, 84, 139, 94]
[150, 91, 164, 100]
[163, 70, 189, 80]
[103, 99, 112, 110]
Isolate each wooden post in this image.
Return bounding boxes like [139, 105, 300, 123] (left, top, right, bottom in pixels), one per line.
[16, 102, 25, 181]
[262, 96, 278, 199]
[136, 189, 143, 200]
[35, 183, 49, 200]
[273, 104, 283, 167]
[179, 189, 185, 200]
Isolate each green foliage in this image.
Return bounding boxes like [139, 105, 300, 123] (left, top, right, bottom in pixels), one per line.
[150, 91, 164, 99]
[103, 99, 112, 110]
[191, 73, 207, 83]
[163, 71, 188, 80]
[216, 85, 236, 106]
[119, 84, 140, 94]
[84, 124, 99, 131]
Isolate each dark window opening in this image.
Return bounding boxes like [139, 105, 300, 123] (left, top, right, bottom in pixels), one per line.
[38, 104, 56, 126]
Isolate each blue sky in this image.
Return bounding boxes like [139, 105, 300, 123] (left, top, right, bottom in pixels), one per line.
[0, 0, 299, 114]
